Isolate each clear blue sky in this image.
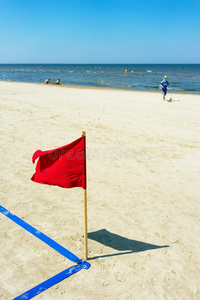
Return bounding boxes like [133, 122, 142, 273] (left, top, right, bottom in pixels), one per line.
[0, 0, 199, 63]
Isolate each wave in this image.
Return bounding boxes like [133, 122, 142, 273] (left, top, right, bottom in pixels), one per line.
[0, 64, 199, 94]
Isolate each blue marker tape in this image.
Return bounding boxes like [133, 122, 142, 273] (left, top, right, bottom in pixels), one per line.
[13, 264, 82, 300]
[0, 205, 90, 300]
[0, 205, 81, 264]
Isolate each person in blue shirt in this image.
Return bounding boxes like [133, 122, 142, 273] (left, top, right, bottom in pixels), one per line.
[160, 76, 169, 101]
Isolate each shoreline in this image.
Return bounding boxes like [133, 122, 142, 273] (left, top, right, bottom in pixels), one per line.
[1, 79, 200, 95]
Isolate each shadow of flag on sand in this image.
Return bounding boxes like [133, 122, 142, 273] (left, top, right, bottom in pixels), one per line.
[88, 229, 169, 259]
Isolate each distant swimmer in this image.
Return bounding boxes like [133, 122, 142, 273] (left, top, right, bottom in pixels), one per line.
[160, 75, 169, 101]
[45, 78, 50, 84]
[56, 78, 61, 84]
[125, 68, 128, 74]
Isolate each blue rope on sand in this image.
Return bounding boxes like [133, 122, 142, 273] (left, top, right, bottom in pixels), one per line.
[0, 205, 90, 300]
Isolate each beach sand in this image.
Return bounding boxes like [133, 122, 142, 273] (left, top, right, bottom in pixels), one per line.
[0, 81, 200, 300]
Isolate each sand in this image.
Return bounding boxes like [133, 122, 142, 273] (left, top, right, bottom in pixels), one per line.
[0, 81, 200, 300]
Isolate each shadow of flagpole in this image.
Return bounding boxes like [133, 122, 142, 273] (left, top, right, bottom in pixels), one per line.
[88, 229, 169, 260]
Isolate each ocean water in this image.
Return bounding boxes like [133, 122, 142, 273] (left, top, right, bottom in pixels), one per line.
[0, 64, 199, 94]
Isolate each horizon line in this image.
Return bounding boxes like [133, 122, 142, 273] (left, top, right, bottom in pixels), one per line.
[0, 62, 200, 65]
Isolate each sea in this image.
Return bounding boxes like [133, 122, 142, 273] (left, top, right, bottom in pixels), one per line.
[0, 64, 199, 94]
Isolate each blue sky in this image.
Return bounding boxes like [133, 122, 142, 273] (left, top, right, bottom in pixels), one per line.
[0, 0, 199, 63]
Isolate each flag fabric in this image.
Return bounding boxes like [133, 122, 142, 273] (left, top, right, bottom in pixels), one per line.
[31, 136, 86, 189]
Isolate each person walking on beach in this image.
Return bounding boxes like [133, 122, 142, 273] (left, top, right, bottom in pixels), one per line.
[160, 76, 169, 101]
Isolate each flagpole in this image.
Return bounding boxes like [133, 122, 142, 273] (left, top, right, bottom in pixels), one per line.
[82, 131, 88, 260]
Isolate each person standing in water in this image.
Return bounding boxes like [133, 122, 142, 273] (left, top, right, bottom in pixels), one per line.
[160, 76, 169, 101]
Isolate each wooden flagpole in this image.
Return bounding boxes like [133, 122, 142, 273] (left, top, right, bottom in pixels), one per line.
[82, 131, 88, 260]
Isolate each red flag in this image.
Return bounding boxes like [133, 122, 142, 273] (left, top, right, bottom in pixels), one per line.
[31, 135, 86, 189]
